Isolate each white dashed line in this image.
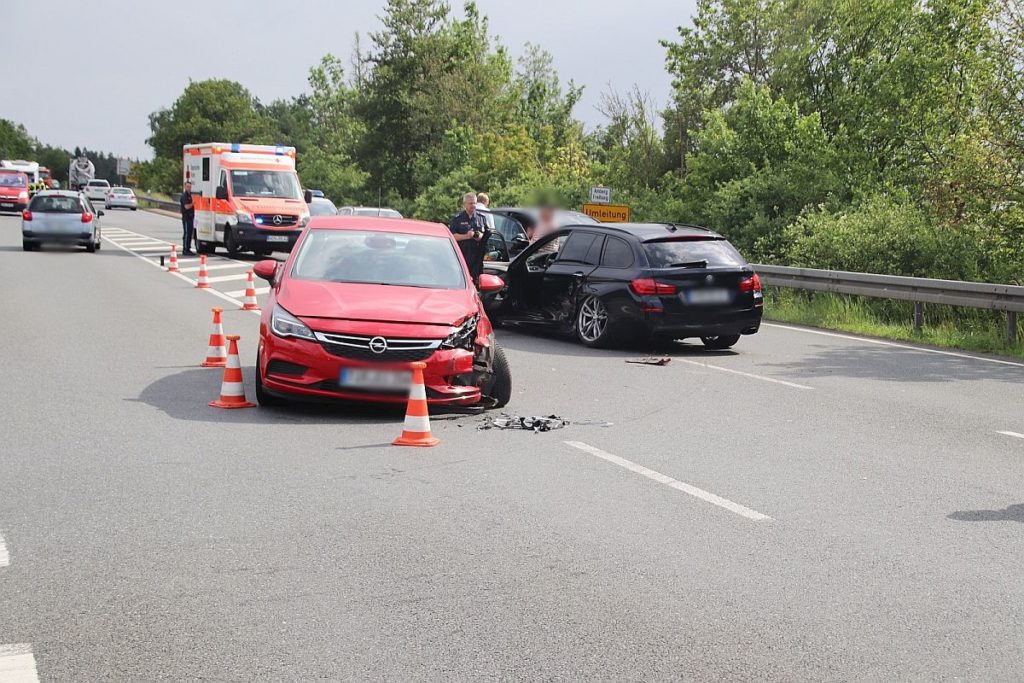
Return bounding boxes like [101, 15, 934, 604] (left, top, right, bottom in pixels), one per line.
[564, 441, 771, 521]
[225, 286, 270, 297]
[179, 263, 249, 273]
[0, 644, 39, 682]
[997, 430, 1024, 440]
[205, 272, 252, 283]
[0, 534, 8, 567]
[763, 322, 1024, 368]
[674, 358, 813, 390]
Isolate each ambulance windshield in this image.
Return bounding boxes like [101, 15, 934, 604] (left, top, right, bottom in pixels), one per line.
[230, 170, 302, 200]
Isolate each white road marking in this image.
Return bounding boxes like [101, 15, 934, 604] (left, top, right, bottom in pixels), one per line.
[997, 430, 1024, 440]
[763, 322, 1024, 368]
[0, 534, 7, 567]
[101, 230, 262, 314]
[128, 245, 175, 253]
[564, 441, 771, 521]
[205, 272, 252, 283]
[674, 358, 813, 390]
[225, 286, 270, 297]
[179, 263, 250, 273]
[0, 644, 39, 682]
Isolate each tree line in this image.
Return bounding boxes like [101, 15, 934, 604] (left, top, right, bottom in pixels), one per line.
[87, 0, 1024, 283]
[0, 119, 127, 185]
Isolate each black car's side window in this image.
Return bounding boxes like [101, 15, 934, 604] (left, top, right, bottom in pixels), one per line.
[584, 236, 605, 265]
[555, 232, 598, 264]
[602, 236, 634, 268]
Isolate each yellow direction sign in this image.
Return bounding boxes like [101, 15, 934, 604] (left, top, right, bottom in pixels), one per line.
[582, 203, 631, 223]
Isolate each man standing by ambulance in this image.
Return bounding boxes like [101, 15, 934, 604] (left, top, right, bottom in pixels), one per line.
[449, 191, 488, 284]
[180, 181, 195, 255]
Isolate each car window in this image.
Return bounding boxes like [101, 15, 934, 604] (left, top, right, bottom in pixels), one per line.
[584, 236, 605, 265]
[308, 199, 338, 216]
[492, 214, 525, 242]
[113, 188, 133, 195]
[88, 180, 109, 187]
[0, 174, 26, 187]
[602, 236, 634, 268]
[644, 238, 746, 268]
[29, 195, 84, 213]
[555, 231, 600, 264]
[484, 232, 509, 262]
[291, 229, 466, 289]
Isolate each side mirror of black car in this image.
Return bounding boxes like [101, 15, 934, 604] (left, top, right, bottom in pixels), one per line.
[215, 186, 228, 200]
[304, 189, 313, 204]
[97, 210, 105, 217]
[510, 235, 529, 255]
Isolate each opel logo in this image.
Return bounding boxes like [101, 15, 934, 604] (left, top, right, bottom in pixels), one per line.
[368, 336, 388, 354]
[272, 215, 283, 226]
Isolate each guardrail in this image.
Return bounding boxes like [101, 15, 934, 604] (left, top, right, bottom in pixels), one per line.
[753, 264, 1024, 344]
[136, 194, 180, 213]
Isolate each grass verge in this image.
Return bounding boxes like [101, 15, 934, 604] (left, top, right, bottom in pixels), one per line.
[763, 287, 1024, 358]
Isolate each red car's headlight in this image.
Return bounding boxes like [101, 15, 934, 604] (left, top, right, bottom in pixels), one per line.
[270, 304, 316, 341]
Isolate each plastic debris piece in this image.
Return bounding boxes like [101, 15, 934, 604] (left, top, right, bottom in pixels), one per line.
[478, 413, 570, 433]
[626, 356, 671, 365]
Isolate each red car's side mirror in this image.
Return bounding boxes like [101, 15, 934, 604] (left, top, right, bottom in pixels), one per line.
[477, 273, 505, 293]
[253, 259, 278, 285]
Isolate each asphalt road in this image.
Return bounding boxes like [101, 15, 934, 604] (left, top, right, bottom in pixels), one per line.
[1, 207, 1024, 680]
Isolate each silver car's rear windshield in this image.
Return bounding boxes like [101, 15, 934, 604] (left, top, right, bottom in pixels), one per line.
[29, 196, 84, 213]
[291, 229, 466, 289]
[87, 180, 109, 187]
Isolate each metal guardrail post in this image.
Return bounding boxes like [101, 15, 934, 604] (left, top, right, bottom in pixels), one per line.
[1009, 311, 1018, 346]
[913, 302, 924, 333]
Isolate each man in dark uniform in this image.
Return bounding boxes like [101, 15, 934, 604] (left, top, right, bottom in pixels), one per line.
[449, 191, 489, 284]
[180, 180, 196, 255]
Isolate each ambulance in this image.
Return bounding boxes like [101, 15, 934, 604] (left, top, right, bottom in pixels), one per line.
[183, 143, 311, 255]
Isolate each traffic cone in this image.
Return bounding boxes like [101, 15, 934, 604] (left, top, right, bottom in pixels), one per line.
[209, 335, 255, 409]
[167, 244, 179, 272]
[196, 254, 210, 288]
[201, 307, 227, 368]
[393, 362, 440, 447]
[241, 270, 260, 311]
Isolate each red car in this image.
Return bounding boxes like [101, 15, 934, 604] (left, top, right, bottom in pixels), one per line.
[0, 171, 30, 213]
[253, 216, 512, 408]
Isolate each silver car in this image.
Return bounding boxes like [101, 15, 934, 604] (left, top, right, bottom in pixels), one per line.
[105, 186, 138, 210]
[22, 191, 103, 252]
[337, 206, 403, 218]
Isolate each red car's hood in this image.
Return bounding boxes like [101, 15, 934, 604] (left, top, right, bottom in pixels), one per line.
[280, 279, 476, 327]
[0, 187, 23, 197]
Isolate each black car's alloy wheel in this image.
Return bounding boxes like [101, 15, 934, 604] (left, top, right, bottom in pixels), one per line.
[576, 295, 612, 347]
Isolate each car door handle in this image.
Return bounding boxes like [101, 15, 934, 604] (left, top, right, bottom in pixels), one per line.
[573, 271, 585, 279]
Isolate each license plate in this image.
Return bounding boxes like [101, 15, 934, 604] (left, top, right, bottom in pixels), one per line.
[686, 288, 732, 305]
[266, 235, 289, 243]
[0, 202, 13, 208]
[340, 368, 411, 390]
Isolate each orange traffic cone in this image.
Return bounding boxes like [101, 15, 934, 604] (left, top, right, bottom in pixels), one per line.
[209, 335, 255, 409]
[393, 362, 440, 447]
[241, 270, 260, 311]
[201, 307, 227, 367]
[196, 254, 210, 288]
[167, 244, 179, 272]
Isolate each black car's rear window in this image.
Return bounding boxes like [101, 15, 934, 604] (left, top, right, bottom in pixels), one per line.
[29, 195, 84, 213]
[644, 238, 746, 268]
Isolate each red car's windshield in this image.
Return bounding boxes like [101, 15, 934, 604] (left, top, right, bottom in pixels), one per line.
[290, 229, 467, 289]
[0, 174, 27, 188]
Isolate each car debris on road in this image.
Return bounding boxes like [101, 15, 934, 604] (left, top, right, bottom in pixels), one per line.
[626, 356, 672, 365]
[479, 414, 570, 432]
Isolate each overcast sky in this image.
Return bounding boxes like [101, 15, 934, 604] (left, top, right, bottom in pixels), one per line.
[3, 0, 696, 159]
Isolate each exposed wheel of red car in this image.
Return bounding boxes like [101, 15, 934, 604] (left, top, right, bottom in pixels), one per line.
[255, 352, 287, 407]
[701, 334, 740, 350]
[484, 342, 512, 408]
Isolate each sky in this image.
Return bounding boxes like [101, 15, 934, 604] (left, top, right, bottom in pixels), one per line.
[3, 0, 697, 160]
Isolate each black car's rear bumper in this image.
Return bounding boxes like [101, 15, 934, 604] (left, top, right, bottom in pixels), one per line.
[643, 307, 763, 338]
